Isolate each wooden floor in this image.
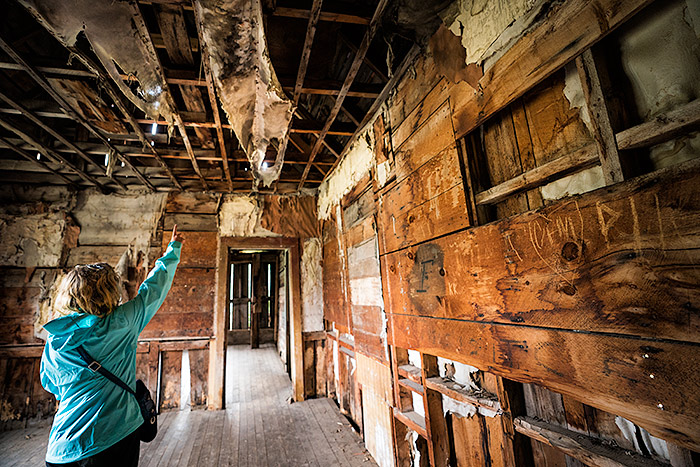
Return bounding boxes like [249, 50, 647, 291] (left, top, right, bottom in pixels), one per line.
[0, 344, 377, 466]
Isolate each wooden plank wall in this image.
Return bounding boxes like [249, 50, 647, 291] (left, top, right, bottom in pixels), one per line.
[144, 192, 218, 411]
[321, 0, 700, 464]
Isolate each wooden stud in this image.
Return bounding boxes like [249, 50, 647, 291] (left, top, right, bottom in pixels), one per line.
[576, 48, 624, 185]
[420, 353, 450, 467]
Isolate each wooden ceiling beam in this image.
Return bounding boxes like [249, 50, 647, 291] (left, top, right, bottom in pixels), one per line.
[0, 35, 156, 191]
[0, 90, 127, 190]
[128, 2, 208, 191]
[338, 32, 389, 82]
[273, 7, 369, 25]
[74, 51, 184, 190]
[0, 116, 107, 190]
[298, 0, 390, 190]
[0, 136, 77, 186]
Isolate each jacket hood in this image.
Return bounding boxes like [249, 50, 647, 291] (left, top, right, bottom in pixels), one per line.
[43, 312, 101, 351]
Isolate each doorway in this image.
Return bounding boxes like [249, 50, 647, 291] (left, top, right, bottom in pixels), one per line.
[226, 250, 281, 348]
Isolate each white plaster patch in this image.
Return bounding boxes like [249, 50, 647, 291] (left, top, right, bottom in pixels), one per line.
[180, 350, 191, 410]
[563, 62, 592, 132]
[617, 0, 700, 169]
[412, 391, 425, 417]
[444, 0, 540, 66]
[317, 132, 375, 220]
[541, 166, 606, 201]
[0, 213, 65, 267]
[437, 357, 480, 389]
[73, 189, 166, 259]
[301, 238, 324, 332]
[407, 350, 422, 368]
[218, 195, 279, 237]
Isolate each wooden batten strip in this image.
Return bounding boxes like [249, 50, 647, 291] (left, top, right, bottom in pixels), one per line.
[393, 408, 428, 439]
[397, 363, 422, 384]
[475, 96, 700, 206]
[398, 378, 424, 395]
[0, 136, 76, 186]
[576, 49, 624, 185]
[424, 377, 501, 413]
[514, 417, 669, 467]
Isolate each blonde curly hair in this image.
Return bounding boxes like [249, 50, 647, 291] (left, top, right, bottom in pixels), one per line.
[54, 263, 122, 318]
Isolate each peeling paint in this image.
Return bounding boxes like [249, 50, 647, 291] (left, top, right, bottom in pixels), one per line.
[317, 129, 375, 220]
[301, 238, 323, 332]
[195, 0, 292, 187]
[218, 195, 280, 237]
[541, 166, 605, 201]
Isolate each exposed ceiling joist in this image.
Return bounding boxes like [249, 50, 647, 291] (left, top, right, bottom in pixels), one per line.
[0, 35, 156, 192]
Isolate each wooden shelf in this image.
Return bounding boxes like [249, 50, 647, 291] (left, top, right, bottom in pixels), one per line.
[425, 376, 501, 413]
[398, 377, 424, 395]
[393, 408, 428, 439]
[397, 363, 422, 384]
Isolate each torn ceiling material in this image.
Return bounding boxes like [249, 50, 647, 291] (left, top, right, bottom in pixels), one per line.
[19, 0, 175, 127]
[195, 0, 293, 188]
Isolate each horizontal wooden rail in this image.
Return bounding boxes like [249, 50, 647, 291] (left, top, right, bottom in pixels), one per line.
[475, 98, 700, 206]
[397, 363, 422, 384]
[398, 378, 424, 395]
[424, 377, 501, 413]
[393, 408, 428, 439]
[514, 417, 669, 467]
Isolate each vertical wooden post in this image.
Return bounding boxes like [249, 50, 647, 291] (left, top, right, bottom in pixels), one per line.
[289, 239, 305, 402]
[209, 236, 226, 410]
[576, 48, 624, 185]
[250, 254, 261, 349]
[421, 353, 450, 467]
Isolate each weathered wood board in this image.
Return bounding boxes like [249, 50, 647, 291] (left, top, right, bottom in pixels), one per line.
[383, 160, 700, 342]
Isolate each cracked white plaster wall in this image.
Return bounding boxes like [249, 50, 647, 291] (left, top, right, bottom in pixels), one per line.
[0, 213, 65, 267]
[318, 131, 375, 220]
[218, 195, 279, 237]
[301, 238, 324, 332]
[615, 416, 670, 461]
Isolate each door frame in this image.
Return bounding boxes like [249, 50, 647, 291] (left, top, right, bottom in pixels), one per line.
[209, 236, 304, 409]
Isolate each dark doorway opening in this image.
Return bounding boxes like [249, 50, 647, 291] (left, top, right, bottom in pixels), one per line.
[226, 250, 280, 348]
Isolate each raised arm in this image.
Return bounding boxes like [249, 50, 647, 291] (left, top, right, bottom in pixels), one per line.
[132, 225, 184, 332]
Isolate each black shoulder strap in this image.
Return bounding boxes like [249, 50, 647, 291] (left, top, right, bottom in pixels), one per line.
[76, 345, 136, 397]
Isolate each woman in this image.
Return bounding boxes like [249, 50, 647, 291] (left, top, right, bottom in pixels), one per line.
[41, 225, 184, 466]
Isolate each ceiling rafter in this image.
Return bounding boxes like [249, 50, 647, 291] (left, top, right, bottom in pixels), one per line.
[297, 0, 391, 190]
[0, 89, 127, 190]
[128, 1, 209, 191]
[192, 1, 234, 192]
[0, 35, 156, 192]
[0, 136, 77, 186]
[0, 116, 107, 190]
[68, 50, 185, 191]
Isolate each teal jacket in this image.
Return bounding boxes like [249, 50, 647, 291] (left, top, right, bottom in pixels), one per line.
[41, 241, 181, 463]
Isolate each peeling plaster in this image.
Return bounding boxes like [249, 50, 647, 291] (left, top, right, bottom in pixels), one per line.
[617, 0, 700, 170]
[195, 0, 292, 187]
[301, 238, 324, 332]
[20, 0, 175, 125]
[218, 195, 280, 237]
[442, 0, 541, 68]
[72, 189, 167, 263]
[318, 131, 375, 220]
[541, 166, 605, 201]
[0, 213, 65, 267]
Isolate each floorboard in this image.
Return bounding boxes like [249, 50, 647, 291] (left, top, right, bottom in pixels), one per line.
[0, 344, 377, 467]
